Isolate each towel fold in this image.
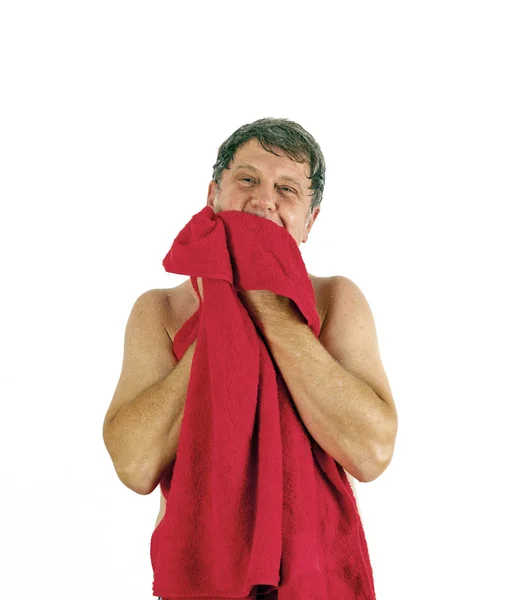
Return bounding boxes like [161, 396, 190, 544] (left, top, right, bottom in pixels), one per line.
[150, 206, 376, 599]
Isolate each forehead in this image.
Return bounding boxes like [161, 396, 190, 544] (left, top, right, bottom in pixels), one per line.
[231, 138, 311, 181]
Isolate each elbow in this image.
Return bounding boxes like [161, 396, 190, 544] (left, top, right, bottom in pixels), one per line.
[116, 465, 153, 495]
[117, 456, 165, 495]
[358, 456, 390, 483]
[361, 409, 398, 482]
[105, 452, 152, 495]
[103, 429, 154, 496]
[360, 439, 396, 483]
[119, 457, 164, 496]
[334, 431, 397, 483]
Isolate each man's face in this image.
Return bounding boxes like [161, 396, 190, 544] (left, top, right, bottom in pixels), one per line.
[206, 138, 320, 246]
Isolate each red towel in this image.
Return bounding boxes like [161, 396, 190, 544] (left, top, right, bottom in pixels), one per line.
[151, 206, 376, 599]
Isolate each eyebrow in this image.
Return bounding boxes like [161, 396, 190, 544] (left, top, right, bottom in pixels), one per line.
[233, 163, 305, 193]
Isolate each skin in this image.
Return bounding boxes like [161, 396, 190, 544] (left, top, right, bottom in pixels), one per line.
[205, 137, 321, 245]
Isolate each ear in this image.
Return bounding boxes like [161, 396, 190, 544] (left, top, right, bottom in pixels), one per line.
[303, 207, 320, 242]
[206, 180, 219, 208]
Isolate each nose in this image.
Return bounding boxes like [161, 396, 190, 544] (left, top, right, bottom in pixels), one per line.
[247, 185, 277, 218]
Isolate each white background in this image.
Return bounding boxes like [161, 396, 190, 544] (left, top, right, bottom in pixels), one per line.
[1, 2, 511, 599]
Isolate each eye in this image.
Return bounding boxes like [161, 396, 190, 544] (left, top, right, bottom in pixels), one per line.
[240, 178, 296, 195]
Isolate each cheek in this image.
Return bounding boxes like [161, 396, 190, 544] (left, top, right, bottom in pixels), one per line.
[217, 194, 241, 211]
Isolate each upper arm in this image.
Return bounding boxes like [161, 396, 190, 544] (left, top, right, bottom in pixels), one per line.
[319, 276, 397, 454]
[102, 289, 178, 434]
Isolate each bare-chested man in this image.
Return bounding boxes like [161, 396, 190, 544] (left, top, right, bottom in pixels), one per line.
[103, 117, 397, 556]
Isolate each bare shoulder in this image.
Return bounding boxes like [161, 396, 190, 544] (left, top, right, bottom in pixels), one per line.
[323, 274, 371, 307]
[133, 288, 173, 326]
[150, 281, 199, 342]
[136, 287, 171, 306]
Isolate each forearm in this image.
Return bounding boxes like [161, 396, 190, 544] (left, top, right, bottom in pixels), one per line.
[262, 318, 391, 482]
[104, 340, 197, 494]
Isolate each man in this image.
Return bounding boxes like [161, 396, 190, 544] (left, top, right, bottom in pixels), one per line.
[102, 116, 398, 551]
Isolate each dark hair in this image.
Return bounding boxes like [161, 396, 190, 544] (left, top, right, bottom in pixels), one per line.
[212, 117, 326, 220]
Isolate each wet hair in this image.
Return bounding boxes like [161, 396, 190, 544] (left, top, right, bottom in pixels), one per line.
[212, 117, 326, 222]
